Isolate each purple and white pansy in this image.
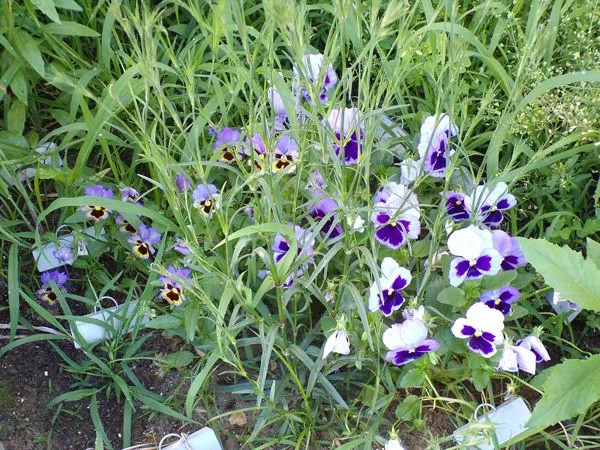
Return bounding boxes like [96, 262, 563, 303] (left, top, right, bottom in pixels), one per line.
[272, 135, 299, 173]
[326, 108, 363, 165]
[81, 185, 114, 221]
[213, 127, 242, 163]
[308, 194, 343, 238]
[469, 182, 516, 227]
[447, 225, 502, 286]
[272, 225, 315, 287]
[37, 269, 68, 304]
[383, 318, 440, 366]
[491, 230, 527, 271]
[159, 265, 192, 306]
[445, 191, 471, 222]
[452, 303, 505, 357]
[294, 53, 338, 104]
[128, 224, 161, 259]
[372, 182, 421, 249]
[516, 335, 551, 363]
[480, 285, 521, 315]
[369, 257, 412, 316]
[497, 344, 537, 375]
[417, 114, 458, 178]
[192, 183, 220, 216]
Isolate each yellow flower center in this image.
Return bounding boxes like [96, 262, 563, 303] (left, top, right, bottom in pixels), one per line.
[474, 331, 482, 338]
[495, 299, 501, 305]
[204, 200, 212, 207]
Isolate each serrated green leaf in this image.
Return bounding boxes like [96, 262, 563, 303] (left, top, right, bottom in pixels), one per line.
[32, 0, 61, 23]
[14, 30, 45, 77]
[517, 238, 600, 312]
[528, 354, 600, 430]
[42, 21, 100, 37]
[437, 286, 467, 307]
[587, 238, 600, 269]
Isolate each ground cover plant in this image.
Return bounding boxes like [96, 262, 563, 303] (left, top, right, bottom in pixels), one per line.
[1, 0, 600, 449]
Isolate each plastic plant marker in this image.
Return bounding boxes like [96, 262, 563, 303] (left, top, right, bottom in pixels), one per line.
[70, 300, 149, 349]
[454, 397, 532, 449]
[161, 428, 222, 450]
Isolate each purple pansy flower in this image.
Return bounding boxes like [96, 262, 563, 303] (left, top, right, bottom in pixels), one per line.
[417, 114, 458, 178]
[469, 182, 516, 227]
[272, 225, 315, 287]
[306, 170, 326, 191]
[159, 265, 192, 306]
[213, 128, 242, 163]
[445, 191, 471, 222]
[81, 185, 114, 221]
[294, 53, 338, 104]
[372, 183, 421, 249]
[192, 183, 220, 216]
[173, 236, 191, 256]
[176, 173, 192, 192]
[37, 269, 68, 304]
[53, 245, 75, 265]
[480, 285, 521, 315]
[120, 187, 140, 203]
[368, 257, 412, 316]
[497, 344, 537, 374]
[452, 303, 505, 357]
[128, 224, 161, 259]
[447, 225, 502, 286]
[272, 135, 299, 173]
[516, 335, 551, 363]
[308, 194, 343, 238]
[115, 214, 138, 236]
[267, 79, 294, 134]
[326, 108, 363, 165]
[245, 133, 267, 169]
[383, 318, 440, 366]
[491, 230, 526, 271]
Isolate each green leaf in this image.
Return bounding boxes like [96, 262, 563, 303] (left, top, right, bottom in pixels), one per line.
[9, 70, 28, 105]
[54, 0, 82, 10]
[395, 395, 420, 421]
[399, 368, 425, 388]
[185, 352, 219, 417]
[587, 238, 600, 269]
[517, 238, 600, 312]
[164, 350, 195, 368]
[8, 244, 19, 341]
[480, 270, 517, 291]
[14, 30, 45, 77]
[528, 354, 600, 430]
[42, 22, 100, 37]
[437, 286, 467, 307]
[7, 100, 26, 135]
[145, 313, 183, 330]
[32, 0, 61, 23]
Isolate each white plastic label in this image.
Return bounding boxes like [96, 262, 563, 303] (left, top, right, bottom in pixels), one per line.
[162, 427, 222, 450]
[546, 291, 581, 323]
[32, 227, 105, 272]
[70, 300, 149, 349]
[454, 397, 531, 449]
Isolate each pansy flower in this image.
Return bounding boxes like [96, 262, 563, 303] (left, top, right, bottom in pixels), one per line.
[383, 318, 440, 366]
[368, 257, 412, 316]
[120, 187, 140, 203]
[53, 245, 75, 265]
[491, 230, 526, 271]
[294, 53, 338, 104]
[176, 172, 192, 192]
[497, 344, 537, 374]
[445, 191, 471, 222]
[213, 128, 242, 163]
[192, 183, 220, 216]
[516, 335, 551, 363]
[37, 269, 68, 304]
[159, 265, 192, 306]
[322, 329, 350, 359]
[480, 285, 521, 315]
[272, 225, 315, 287]
[267, 79, 293, 133]
[399, 159, 422, 185]
[417, 114, 458, 178]
[385, 438, 407, 450]
[272, 135, 299, 173]
[371, 183, 421, 249]
[115, 214, 137, 236]
[81, 185, 114, 221]
[173, 236, 191, 256]
[306, 170, 326, 191]
[470, 182, 516, 227]
[451, 303, 505, 357]
[308, 194, 343, 238]
[447, 225, 502, 286]
[245, 133, 267, 169]
[128, 224, 161, 259]
[326, 108, 363, 165]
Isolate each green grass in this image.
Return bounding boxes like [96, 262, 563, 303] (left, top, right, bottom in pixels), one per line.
[1, 0, 600, 449]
